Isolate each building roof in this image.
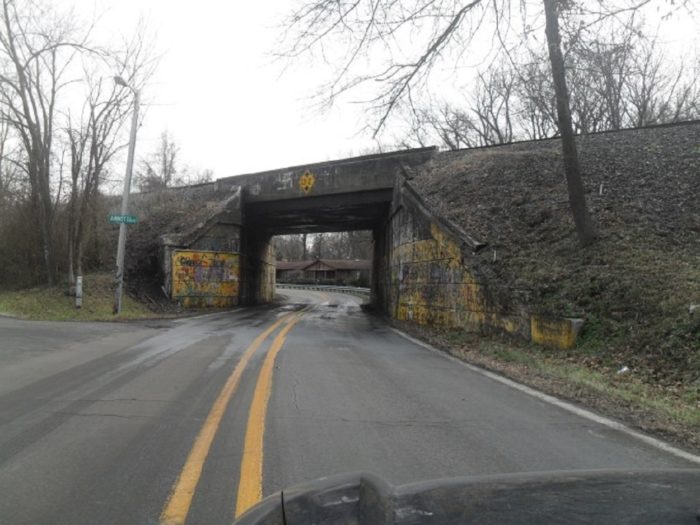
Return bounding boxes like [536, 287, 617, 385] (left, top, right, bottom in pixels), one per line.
[276, 258, 371, 271]
[275, 260, 310, 271]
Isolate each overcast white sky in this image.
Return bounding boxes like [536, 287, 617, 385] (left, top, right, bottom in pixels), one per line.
[70, 0, 698, 180]
[67, 0, 382, 180]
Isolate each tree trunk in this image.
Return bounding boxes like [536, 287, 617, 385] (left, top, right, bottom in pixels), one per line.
[543, 0, 596, 246]
[67, 178, 78, 289]
[40, 199, 55, 285]
[75, 197, 88, 278]
[77, 236, 84, 277]
[32, 164, 56, 286]
[67, 237, 75, 288]
[93, 205, 100, 264]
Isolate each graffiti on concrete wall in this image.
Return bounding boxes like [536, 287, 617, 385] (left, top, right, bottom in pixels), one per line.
[385, 191, 581, 348]
[388, 200, 522, 335]
[172, 250, 240, 307]
[299, 170, 316, 194]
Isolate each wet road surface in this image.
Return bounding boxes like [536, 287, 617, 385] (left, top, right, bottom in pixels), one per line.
[0, 289, 696, 524]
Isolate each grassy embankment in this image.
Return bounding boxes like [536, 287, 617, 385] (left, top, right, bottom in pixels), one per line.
[409, 123, 700, 450]
[404, 324, 699, 452]
[0, 272, 156, 321]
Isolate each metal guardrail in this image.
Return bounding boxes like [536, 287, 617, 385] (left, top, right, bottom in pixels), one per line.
[276, 283, 370, 297]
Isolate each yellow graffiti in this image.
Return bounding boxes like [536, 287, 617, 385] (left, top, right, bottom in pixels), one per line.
[430, 223, 463, 265]
[172, 250, 240, 308]
[392, 220, 523, 334]
[259, 244, 277, 302]
[299, 170, 315, 194]
[530, 316, 579, 349]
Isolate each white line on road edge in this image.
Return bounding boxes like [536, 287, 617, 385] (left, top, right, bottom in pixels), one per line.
[390, 327, 700, 466]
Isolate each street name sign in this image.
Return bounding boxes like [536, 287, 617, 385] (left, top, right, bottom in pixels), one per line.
[108, 214, 138, 225]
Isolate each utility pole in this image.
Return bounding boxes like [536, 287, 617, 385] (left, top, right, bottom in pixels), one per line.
[113, 76, 139, 315]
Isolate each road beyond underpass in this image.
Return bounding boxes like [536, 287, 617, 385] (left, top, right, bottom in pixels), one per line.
[0, 289, 696, 524]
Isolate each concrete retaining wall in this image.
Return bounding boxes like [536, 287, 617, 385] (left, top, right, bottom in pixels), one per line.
[171, 249, 240, 308]
[381, 180, 527, 337]
[380, 178, 582, 349]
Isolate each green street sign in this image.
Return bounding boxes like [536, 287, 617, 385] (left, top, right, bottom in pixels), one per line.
[108, 214, 138, 225]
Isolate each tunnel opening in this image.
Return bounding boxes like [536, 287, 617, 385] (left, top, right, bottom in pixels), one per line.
[161, 144, 440, 322]
[273, 231, 374, 288]
[239, 189, 392, 306]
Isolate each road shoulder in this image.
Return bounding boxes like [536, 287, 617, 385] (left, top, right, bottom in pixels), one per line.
[389, 320, 700, 457]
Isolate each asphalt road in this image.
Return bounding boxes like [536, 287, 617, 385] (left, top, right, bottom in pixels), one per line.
[0, 289, 696, 524]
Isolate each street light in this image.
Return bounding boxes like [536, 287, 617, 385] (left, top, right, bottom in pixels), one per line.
[113, 76, 139, 315]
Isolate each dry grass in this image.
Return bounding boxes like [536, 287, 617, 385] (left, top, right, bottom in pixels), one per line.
[0, 272, 158, 321]
[424, 326, 700, 451]
[475, 339, 700, 428]
[412, 122, 700, 387]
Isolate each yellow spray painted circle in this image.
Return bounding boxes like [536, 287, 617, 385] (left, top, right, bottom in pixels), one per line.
[299, 170, 315, 194]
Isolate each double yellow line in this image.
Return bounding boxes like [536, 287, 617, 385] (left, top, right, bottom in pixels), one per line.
[160, 310, 304, 525]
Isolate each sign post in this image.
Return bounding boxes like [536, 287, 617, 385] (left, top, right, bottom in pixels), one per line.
[112, 79, 139, 315]
[75, 275, 83, 308]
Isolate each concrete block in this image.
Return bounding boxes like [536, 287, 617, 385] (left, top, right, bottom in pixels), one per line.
[530, 316, 585, 349]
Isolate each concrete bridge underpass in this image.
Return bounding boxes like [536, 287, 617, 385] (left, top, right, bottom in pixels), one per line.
[160, 147, 581, 349]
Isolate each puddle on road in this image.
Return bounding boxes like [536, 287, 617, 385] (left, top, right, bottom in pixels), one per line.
[278, 303, 308, 312]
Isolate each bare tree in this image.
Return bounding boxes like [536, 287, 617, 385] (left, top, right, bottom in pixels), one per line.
[274, 234, 310, 261]
[282, 0, 693, 247]
[65, 74, 131, 288]
[137, 130, 178, 192]
[0, 111, 40, 289]
[345, 230, 373, 259]
[516, 56, 559, 139]
[64, 29, 156, 288]
[0, 117, 21, 207]
[626, 40, 699, 126]
[428, 105, 479, 149]
[403, 67, 517, 150]
[471, 69, 516, 144]
[404, 105, 476, 150]
[275, 231, 372, 262]
[404, 8, 698, 142]
[543, 0, 595, 244]
[136, 130, 216, 192]
[0, 0, 92, 284]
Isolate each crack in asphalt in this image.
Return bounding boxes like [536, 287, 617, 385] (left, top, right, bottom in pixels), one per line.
[55, 398, 171, 403]
[270, 414, 468, 428]
[40, 410, 163, 420]
[291, 377, 302, 412]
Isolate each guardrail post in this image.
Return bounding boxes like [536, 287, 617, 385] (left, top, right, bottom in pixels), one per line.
[75, 275, 83, 308]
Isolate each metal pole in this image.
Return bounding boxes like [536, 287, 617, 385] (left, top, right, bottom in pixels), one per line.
[75, 275, 83, 308]
[113, 89, 139, 315]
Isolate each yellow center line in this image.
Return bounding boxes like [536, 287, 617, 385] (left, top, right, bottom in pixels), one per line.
[234, 311, 305, 518]
[160, 312, 295, 525]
